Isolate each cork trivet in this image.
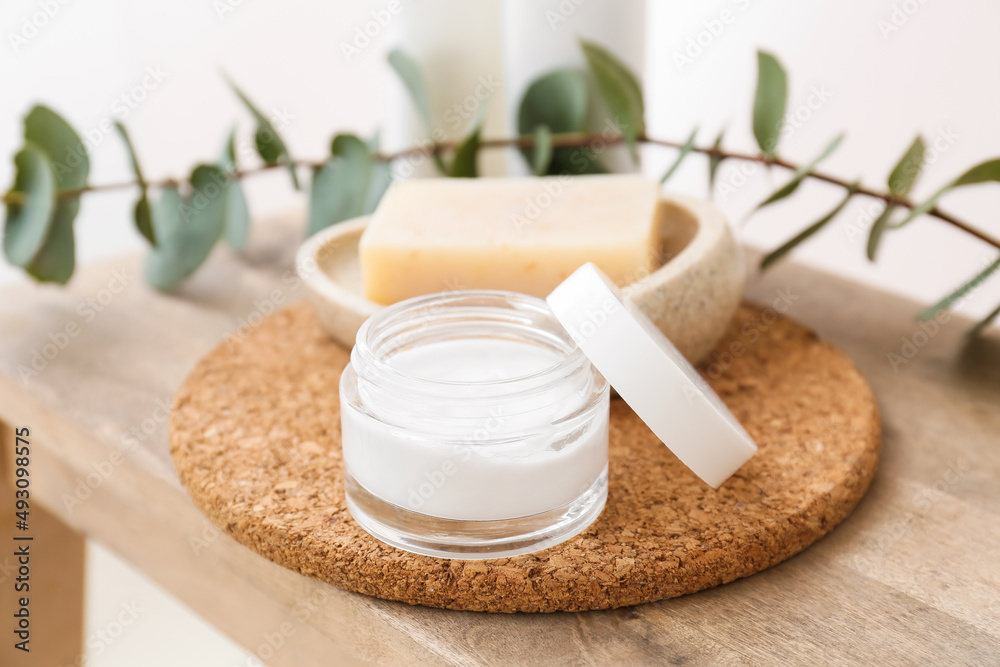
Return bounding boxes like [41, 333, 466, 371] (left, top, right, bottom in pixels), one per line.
[170, 302, 880, 613]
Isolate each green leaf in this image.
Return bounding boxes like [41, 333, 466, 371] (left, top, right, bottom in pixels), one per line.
[145, 166, 227, 290]
[23, 112, 86, 285]
[220, 125, 238, 172]
[228, 79, 299, 190]
[363, 129, 391, 213]
[448, 100, 490, 178]
[887, 136, 925, 197]
[307, 162, 357, 235]
[331, 133, 370, 162]
[761, 184, 857, 270]
[867, 138, 926, 261]
[517, 69, 589, 175]
[757, 134, 844, 209]
[954, 158, 1000, 187]
[222, 182, 249, 250]
[967, 301, 1000, 338]
[708, 131, 725, 190]
[894, 157, 1000, 229]
[3, 144, 56, 267]
[865, 205, 895, 262]
[752, 51, 788, 157]
[384, 52, 450, 174]
[661, 128, 697, 185]
[917, 256, 1000, 321]
[215, 127, 249, 251]
[25, 201, 76, 284]
[134, 196, 155, 246]
[24, 105, 89, 190]
[518, 69, 588, 135]
[145, 187, 186, 290]
[114, 122, 156, 245]
[531, 125, 553, 176]
[114, 122, 146, 186]
[20, 105, 89, 284]
[364, 161, 393, 214]
[581, 39, 645, 160]
[448, 126, 482, 178]
[387, 49, 433, 130]
[307, 133, 374, 235]
[255, 128, 280, 163]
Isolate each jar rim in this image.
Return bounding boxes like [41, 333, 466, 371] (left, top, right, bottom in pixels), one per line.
[352, 290, 593, 397]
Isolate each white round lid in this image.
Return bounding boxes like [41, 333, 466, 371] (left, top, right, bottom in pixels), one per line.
[546, 263, 757, 488]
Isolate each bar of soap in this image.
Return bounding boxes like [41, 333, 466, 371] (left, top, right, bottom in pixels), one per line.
[359, 175, 662, 304]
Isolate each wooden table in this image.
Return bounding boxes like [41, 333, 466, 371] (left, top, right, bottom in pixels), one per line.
[1, 216, 998, 666]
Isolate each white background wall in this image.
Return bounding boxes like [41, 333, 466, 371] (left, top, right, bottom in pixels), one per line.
[2, 1, 999, 664]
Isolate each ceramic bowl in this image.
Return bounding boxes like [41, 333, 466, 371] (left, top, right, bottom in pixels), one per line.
[295, 192, 745, 365]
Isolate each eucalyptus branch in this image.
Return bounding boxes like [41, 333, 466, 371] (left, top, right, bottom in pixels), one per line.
[4, 44, 1000, 333]
[5, 132, 998, 252]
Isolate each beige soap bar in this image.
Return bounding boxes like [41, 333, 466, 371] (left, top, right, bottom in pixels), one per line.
[359, 175, 662, 304]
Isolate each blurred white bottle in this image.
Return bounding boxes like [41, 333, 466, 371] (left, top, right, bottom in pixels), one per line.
[502, 0, 647, 175]
[381, 0, 506, 178]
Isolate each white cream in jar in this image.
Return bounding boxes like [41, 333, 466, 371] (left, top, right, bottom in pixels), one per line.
[340, 291, 610, 559]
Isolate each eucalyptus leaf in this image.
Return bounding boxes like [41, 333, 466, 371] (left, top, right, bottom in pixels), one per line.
[217, 127, 249, 250]
[518, 69, 588, 135]
[145, 166, 228, 291]
[308, 161, 348, 235]
[331, 133, 369, 162]
[114, 122, 156, 245]
[887, 136, 925, 197]
[134, 196, 155, 246]
[364, 128, 390, 212]
[114, 122, 147, 186]
[954, 158, 1000, 187]
[917, 256, 1000, 322]
[757, 134, 844, 209]
[364, 161, 393, 214]
[661, 128, 697, 185]
[307, 133, 373, 235]
[25, 202, 76, 284]
[308, 160, 365, 235]
[894, 157, 1000, 229]
[867, 137, 927, 261]
[3, 144, 55, 268]
[761, 185, 857, 270]
[448, 100, 489, 178]
[531, 125, 553, 176]
[24, 105, 89, 190]
[21, 105, 89, 284]
[387, 49, 433, 129]
[449, 125, 482, 178]
[752, 51, 788, 157]
[967, 301, 1000, 338]
[220, 125, 239, 172]
[222, 182, 249, 250]
[254, 128, 279, 163]
[385, 51, 451, 174]
[581, 39, 645, 160]
[517, 69, 589, 175]
[865, 205, 895, 262]
[144, 187, 186, 290]
[708, 131, 725, 190]
[228, 80, 299, 190]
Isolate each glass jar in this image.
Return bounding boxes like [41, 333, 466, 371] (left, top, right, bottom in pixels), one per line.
[340, 290, 610, 559]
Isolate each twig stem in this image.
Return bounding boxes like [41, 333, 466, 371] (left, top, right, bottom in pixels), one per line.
[3, 132, 998, 250]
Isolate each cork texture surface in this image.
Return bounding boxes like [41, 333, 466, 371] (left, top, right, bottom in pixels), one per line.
[170, 302, 880, 613]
